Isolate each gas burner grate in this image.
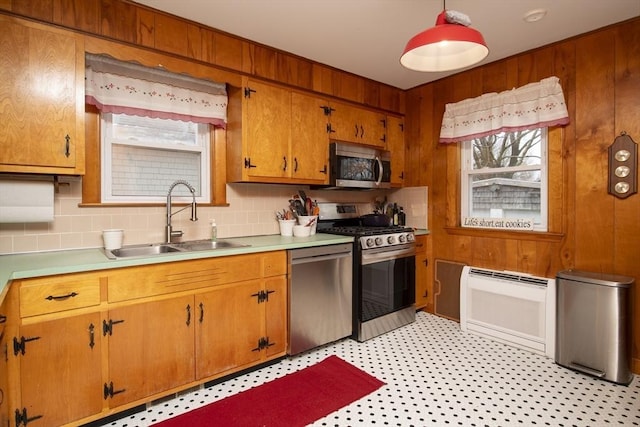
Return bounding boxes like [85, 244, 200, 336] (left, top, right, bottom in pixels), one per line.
[318, 226, 412, 237]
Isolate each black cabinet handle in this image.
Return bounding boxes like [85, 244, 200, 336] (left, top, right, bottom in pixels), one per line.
[283, 156, 287, 171]
[186, 304, 191, 326]
[199, 302, 204, 323]
[64, 134, 70, 158]
[45, 292, 78, 301]
[89, 323, 95, 349]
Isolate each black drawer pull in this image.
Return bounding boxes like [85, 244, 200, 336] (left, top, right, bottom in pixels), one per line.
[45, 292, 78, 301]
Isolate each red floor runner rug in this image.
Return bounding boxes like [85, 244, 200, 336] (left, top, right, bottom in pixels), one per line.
[154, 355, 384, 427]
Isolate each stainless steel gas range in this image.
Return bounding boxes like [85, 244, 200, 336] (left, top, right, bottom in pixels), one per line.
[317, 203, 416, 342]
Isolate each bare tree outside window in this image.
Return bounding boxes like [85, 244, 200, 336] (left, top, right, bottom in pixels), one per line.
[462, 128, 548, 231]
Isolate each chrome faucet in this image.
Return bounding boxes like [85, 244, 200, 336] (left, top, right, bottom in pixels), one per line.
[166, 180, 198, 243]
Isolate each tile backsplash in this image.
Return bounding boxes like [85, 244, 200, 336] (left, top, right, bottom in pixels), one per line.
[0, 178, 428, 255]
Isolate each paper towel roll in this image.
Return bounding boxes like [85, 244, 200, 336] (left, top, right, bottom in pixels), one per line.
[0, 180, 55, 223]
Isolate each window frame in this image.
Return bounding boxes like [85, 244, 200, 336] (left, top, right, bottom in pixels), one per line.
[100, 113, 211, 204]
[460, 128, 548, 232]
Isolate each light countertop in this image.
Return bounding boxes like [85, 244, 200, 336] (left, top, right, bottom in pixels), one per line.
[0, 229, 430, 304]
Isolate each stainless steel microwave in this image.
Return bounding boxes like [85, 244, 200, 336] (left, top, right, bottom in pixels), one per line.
[328, 142, 391, 189]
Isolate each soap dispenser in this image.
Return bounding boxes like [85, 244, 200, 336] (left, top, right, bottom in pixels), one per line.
[209, 219, 217, 241]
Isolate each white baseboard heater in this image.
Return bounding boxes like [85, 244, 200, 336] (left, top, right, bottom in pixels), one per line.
[460, 266, 556, 358]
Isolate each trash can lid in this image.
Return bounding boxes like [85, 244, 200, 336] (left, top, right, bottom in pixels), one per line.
[556, 269, 634, 287]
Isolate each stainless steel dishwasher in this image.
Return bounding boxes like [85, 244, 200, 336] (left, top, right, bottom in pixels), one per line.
[288, 243, 353, 355]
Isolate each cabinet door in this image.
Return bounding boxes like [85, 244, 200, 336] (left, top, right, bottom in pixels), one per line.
[107, 296, 195, 407]
[264, 276, 287, 358]
[244, 80, 291, 179]
[290, 92, 330, 182]
[361, 109, 387, 148]
[0, 16, 83, 173]
[414, 236, 433, 312]
[330, 102, 385, 147]
[387, 116, 405, 187]
[195, 280, 263, 380]
[0, 304, 8, 427]
[17, 313, 102, 427]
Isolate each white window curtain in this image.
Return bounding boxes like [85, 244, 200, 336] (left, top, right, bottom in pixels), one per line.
[85, 53, 227, 128]
[439, 76, 569, 143]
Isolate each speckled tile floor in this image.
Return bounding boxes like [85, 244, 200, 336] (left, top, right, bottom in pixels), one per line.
[100, 312, 639, 427]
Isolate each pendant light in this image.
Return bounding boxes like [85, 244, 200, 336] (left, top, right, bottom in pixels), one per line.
[400, 5, 488, 72]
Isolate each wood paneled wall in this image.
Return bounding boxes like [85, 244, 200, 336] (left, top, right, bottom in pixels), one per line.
[0, 0, 404, 113]
[405, 17, 640, 373]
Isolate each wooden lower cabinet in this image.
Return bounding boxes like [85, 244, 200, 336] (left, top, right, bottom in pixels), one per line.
[4, 250, 288, 426]
[415, 235, 433, 312]
[15, 313, 103, 426]
[0, 300, 9, 427]
[196, 276, 286, 379]
[106, 295, 195, 407]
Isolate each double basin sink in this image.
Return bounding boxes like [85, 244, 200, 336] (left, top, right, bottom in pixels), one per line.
[103, 239, 250, 260]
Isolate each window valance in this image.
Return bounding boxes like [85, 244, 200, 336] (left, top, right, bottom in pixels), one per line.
[439, 76, 569, 143]
[85, 54, 227, 128]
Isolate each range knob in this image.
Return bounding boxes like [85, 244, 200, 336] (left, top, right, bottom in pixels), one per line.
[387, 235, 396, 244]
[366, 237, 375, 248]
[398, 234, 406, 243]
[406, 233, 415, 242]
[375, 237, 383, 246]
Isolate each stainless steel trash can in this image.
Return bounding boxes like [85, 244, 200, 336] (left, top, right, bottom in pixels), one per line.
[556, 269, 634, 385]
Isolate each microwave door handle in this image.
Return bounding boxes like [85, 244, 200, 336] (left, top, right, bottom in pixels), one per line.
[375, 156, 383, 186]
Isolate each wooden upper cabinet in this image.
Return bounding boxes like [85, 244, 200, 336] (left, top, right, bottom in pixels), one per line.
[387, 115, 405, 187]
[242, 79, 291, 181]
[329, 101, 386, 148]
[227, 78, 329, 185]
[290, 92, 330, 182]
[0, 15, 85, 175]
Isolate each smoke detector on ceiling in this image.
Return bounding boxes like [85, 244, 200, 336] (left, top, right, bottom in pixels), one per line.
[523, 8, 547, 23]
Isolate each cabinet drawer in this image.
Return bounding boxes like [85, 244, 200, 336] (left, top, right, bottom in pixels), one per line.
[19, 273, 101, 317]
[108, 251, 287, 302]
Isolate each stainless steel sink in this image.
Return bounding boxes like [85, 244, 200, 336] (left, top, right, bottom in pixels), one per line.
[104, 243, 182, 259]
[172, 239, 250, 251]
[103, 239, 250, 259]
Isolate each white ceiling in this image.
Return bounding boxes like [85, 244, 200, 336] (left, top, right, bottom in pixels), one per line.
[134, 0, 640, 90]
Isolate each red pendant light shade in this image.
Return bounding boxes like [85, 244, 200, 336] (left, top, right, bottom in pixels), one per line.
[400, 10, 488, 72]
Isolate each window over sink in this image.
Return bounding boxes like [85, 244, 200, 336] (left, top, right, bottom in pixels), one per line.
[85, 53, 227, 204]
[101, 113, 211, 203]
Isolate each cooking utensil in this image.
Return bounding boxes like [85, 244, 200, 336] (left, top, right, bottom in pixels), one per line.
[305, 198, 313, 216]
[289, 198, 304, 216]
[361, 213, 390, 226]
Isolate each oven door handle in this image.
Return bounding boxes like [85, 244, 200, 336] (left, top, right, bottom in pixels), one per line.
[375, 156, 383, 186]
[361, 247, 416, 265]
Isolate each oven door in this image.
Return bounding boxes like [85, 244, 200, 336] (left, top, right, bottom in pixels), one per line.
[359, 245, 415, 322]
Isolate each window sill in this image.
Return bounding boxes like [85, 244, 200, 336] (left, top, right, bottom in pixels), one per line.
[444, 226, 564, 242]
[79, 202, 230, 208]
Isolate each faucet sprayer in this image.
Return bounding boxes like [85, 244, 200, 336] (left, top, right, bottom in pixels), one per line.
[166, 180, 198, 243]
